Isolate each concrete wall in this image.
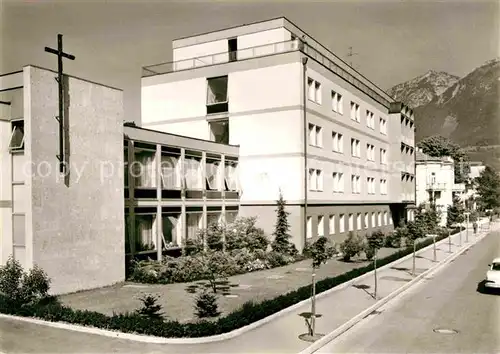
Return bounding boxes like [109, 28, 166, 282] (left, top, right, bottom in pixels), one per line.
[26, 66, 125, 294]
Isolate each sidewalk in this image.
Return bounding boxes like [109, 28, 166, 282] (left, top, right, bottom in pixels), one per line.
[2, 220, 496, 354]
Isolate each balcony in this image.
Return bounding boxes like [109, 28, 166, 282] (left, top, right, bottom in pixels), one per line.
[452, 183, 466, 192]
[426, 182, 447, 191]
[142, 39, 393, 108]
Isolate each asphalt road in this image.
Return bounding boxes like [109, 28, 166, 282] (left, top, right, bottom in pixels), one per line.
[316, 229, 500, 354]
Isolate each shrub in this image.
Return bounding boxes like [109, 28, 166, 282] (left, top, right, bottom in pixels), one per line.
[194, 289, 220, 318]
[265, 251, 295, 268]
[201, 223, 225, 251]
[340, 232, 364, 261]
[0, 256, 50, 307]
[225, 217, 269, 252]
[310, 236, 336, 268]
[385, 226, 408, 248]
[136, 294, 164, 321]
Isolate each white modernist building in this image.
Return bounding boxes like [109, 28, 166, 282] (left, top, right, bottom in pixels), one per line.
[140, 17, 416, 250]
[415, 149, 466, 226]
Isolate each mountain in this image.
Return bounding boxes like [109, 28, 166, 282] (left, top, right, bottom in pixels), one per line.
[388, 70, 459, 108]
[388, 58, 500, 170]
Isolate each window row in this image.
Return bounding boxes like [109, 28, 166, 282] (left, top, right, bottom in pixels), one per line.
[310, 171, 389, 195]
[127, 147, 238, 191]
[306, 76, 388, 136]
[306, 211, 392, 238]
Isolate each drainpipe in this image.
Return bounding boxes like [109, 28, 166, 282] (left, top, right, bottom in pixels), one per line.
[302, 56, 308, 248]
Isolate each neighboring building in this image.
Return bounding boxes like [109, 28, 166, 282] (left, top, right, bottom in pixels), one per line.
[123, 124, 240, 260]
[140, 17, 416, 250]
[469, 162, 486, 180]
[415, 149, 465, 226]
[0, 66, 124, 294]
[464, 161, 486, 210]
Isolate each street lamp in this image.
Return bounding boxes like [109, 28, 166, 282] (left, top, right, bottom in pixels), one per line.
[464, 211, 470, 243]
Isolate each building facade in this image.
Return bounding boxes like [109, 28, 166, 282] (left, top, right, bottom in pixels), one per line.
[0, 66, 125, 294]
[415, 150, 465, 226]
[141, 17, 416, 250]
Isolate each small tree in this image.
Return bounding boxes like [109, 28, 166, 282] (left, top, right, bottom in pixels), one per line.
[447, 194, 465, 228]
[475, 165, 500, 211]
[136, 294, 164, 321]
[407, 218, 426, 276]
[308, 236, 336, 338]
[365, 230, 385, 298]
[271, 190, 297, 256]
[194, 288, 220, 318]
[197, 251, 232, 294]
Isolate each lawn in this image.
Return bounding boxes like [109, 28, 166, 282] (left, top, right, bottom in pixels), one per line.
[60, 245, 404, 323]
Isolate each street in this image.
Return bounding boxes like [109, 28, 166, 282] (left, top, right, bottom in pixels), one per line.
[316, 229, 500, 354]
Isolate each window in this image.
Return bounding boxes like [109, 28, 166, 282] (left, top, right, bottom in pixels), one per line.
[351, 138, 361, 157]
[329, 215, 335, 234]
[356, 213, 362, 230]
[162, 214, 181, 245]
[332, 131, 344, 153]
[308, 78, 322, 104]
[184, 154, 203, 189]
[186, 213, 202, 240]
[160, 152, 181, 189]
[384, 211, 388, 225]
[331, 90, 343, 114]
[364, 213, 369, 229]
[206, 76, 228, 114]
[224, 160, 238, 191]
[9, 120, 25, 152]
[367, 177, 375, 194]
[380, 179, 387, 195]
[134, 149, 156, 188]
[205, 158, 222, 190]
[378, 212, 382, 226]
[350, 101, 360, 122]
[12, 214, 25, 246]
[333, 172, 344, 193]
[379, 117, 387, 135]
[389, 213, 393, 225]
[308, 123, 323, 147]
[366, 144, 375, 161]
[351, 174, 361, 194]
[225, 211, 238, 224]
[309, 168, 323, 191]
[306, 216, 313, 238]
[366, 110, 375, 129]
[372, 212, 376, 227]
[380, 148, 387, 164]
[339, 214, 345, 233]
[209, 120, 229, 144]
[348, 214, 354, 231]
[318, 215, 325, 236]
[228, 38, 237, 62]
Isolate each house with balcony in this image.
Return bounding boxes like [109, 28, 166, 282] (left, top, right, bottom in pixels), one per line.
[415, 149, 466, 226]
[140, 17, 416, 250]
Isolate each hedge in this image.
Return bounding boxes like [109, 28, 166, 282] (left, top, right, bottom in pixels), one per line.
[0, 227, 464, 338]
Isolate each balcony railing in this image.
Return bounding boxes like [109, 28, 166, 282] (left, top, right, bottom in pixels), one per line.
[426, 182, 447, 191]
[142, 39, 394, 108]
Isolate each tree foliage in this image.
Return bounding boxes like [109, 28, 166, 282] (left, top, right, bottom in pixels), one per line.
[446, 194, 465, 228]
[417, 135, 470, 183]
[271, 190, 297, 256]
[474, 165, 500, 210]
[309, 236, 336, 269]
[136, 294, 165, 321]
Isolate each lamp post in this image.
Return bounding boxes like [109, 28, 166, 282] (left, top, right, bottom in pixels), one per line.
[429, 234, 438, 262]
[448, 228, 452, 253]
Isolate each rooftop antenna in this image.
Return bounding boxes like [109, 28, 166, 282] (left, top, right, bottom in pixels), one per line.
[347, 46, 358, 68]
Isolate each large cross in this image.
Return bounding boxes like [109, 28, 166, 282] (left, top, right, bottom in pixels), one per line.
[44, 34, 75, 174]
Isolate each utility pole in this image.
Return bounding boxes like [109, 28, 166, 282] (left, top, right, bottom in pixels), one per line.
[347, 46, 358, 68]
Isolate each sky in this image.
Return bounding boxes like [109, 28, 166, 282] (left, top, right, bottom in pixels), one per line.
[1, 0, 499, 123]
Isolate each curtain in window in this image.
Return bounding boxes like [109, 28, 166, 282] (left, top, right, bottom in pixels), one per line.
[186, 213, 201, 240]
[135, 152, 154, 188]
[162, 214, 179, 244]
[184, 157, 202, 189]
[225, 212, 238, 224]
[206, 160, 221, 190]
[207, 213, 220, 226]
[136, 215, 156, 249]
[161, 155, 180, 189]
[225, 163, 238, 190]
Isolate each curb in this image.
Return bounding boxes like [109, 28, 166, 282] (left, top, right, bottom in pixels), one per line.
[298, 225, 491, 354]
[0, 221, 492, 345]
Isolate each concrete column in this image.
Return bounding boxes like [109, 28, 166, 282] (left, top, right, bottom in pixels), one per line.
[0, 120, 12, 265]
[156, 144, 162, 261]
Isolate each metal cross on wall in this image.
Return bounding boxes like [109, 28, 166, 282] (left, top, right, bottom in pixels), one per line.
[44, 34, 75, 174]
